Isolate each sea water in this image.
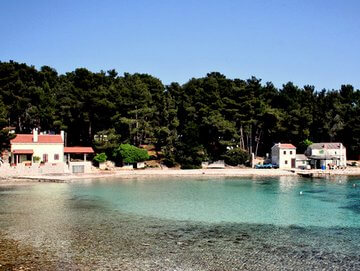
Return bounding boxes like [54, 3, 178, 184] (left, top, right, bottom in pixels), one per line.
[67, 176, 360, 227]
[1, 176, 360, 270]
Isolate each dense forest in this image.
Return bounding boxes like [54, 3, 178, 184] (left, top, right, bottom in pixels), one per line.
[0, 61, 359, 167]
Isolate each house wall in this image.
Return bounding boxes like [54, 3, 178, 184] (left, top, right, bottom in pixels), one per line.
[271, 146, 279, 166]
[11, 143, 64, 164]
[311, 149, 343, 156]
[272, 146, 296, 169]
[279, 148, 296, 169]
[308, 144, 347, 167]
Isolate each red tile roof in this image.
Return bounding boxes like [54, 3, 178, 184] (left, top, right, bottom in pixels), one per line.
[12, 149, 34, 154]
[10, 134, 63, 144]
[279, 143, 296, 149]
[64, 147, 94, 154]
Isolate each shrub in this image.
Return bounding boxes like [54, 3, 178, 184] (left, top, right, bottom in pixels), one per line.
[93, 153, 107, 164]
[33, 156, 41, 163]
[222, 148, 249, 166]
[113, 144, 149, 164]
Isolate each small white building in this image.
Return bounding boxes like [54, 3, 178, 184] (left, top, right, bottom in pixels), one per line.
[271, 143, 296, 169]
[64, 147, 95, 173]
[10, 129, 64, 165]
[296, 154, 310, 169]
[305, 142, 347, 169]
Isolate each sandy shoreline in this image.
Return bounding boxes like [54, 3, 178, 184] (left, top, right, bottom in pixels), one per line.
[1, 167, 360, 184]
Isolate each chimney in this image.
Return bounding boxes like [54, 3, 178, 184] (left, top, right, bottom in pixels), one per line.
[60, 130, 64, 142]
[33, 128, 38, 142]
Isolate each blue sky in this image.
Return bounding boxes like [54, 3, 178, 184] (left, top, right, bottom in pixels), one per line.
[1, 0, 359, 90]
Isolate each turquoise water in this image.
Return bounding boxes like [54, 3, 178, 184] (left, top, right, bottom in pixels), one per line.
[1, 176, 360, 270]
[67, 176, 360, 227]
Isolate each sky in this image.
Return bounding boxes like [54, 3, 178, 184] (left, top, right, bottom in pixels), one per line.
[1, 0, 359, 90]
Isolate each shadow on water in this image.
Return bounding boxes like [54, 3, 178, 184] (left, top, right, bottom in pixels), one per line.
[302, 189, 326, 194]
[340, 202, 360, 214]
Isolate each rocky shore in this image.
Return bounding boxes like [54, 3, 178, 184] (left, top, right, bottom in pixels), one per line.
[0, 231, 55, 270]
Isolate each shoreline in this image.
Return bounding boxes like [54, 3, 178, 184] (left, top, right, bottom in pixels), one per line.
[1, 168, 360, 184]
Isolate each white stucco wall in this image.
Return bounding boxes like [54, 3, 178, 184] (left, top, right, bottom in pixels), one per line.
[11, 143, 64, 164]
[0, 162, 67, 175]
[271, 145, 296, 169]
[308, 144, 347, 167]
[296, 160, 309, 169]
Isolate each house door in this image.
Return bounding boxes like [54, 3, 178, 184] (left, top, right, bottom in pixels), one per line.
[291, 158, 296, 168]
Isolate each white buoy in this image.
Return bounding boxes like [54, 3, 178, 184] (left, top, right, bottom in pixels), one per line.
[300, 191, 303, 195]
[353, 184, 357, 187]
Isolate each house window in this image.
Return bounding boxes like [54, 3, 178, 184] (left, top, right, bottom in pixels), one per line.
[285, 160, 288, 165]
[54, 154, 59, 160]
[43, 154, 48, 163]
[283, 151, 286, 155]
[290, 151, 293, 155]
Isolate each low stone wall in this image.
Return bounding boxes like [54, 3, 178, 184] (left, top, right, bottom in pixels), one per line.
[0, 162, 67, 176]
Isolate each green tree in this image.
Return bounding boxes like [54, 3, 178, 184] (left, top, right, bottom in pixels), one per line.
[93, 153, 107, 165]
[113, 144, 149, 164]
[222, 148, 250, 166]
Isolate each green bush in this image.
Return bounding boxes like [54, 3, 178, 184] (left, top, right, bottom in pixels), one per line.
[33, 156, 41, 163]
[93, 153, 107, 164]
[113, 144, 149, 164]
[222, 148, 249, 166]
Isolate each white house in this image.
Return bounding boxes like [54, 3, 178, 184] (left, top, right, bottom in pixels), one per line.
[8, 128, 94, 174]
[10, 129, 64, 165]
[305, 142, 347, 169]
[271, 143, 296, 169]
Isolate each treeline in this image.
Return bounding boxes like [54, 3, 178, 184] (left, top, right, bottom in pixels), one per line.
[0, 61, 359, 167]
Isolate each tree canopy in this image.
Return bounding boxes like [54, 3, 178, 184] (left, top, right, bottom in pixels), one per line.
[0, 61, 359, 166]
[113, 144, 150, 164]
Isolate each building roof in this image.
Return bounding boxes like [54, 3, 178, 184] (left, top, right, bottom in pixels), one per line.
[10, 134, 63, 144]
[308, 143, 343, 149]
[12, 149, 34, 154]
[296, 154, 309, 160]
[273, 143, 296, 149]
[64, 147, 94, 154]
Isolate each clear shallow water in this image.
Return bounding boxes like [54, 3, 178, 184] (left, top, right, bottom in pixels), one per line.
[66, 176, 360, 227]
[1, 176, 360, 270]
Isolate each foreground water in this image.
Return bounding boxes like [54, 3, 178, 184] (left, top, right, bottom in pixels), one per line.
[1, 176, 360, 270]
